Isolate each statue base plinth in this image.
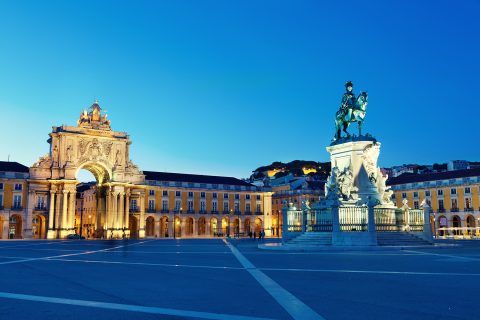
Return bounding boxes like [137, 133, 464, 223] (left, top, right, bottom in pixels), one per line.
[325, 136, 393, 206]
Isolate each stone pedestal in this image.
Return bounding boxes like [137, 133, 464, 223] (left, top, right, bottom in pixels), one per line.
[325, 136, 394, 207]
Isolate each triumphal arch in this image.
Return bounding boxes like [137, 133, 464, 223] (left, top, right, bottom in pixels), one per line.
[28, 102, 146, 239]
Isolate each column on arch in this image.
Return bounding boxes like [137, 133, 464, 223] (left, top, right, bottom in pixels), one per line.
[68, 190, 76, 232]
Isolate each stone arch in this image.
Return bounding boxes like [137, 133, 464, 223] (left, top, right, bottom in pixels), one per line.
[174, 216, 181, 237]
[185, 217, 194, 236]
[29, 102, 146, 239]
[254, 217, 263, 234]
[437, 215, 448, 237]
[221, 217, 230, 236]
[76, 161, 112, 185]
[145, 216, 155, 237]
[129, 215, 138, 239]
[198, 217, 206, 236]
[452, 215, 461, 236]
[233, 218, 240, 235]
[244, 218, 251, 234]
[32, 214, 46, 239]
[466, 215, 476, 236]
[9, 214, 23, 239]
[160, 216, 169, 238]
[210, 217, 218, 236]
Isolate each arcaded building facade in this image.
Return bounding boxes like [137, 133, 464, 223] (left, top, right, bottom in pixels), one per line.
[0, 102, 271, 239]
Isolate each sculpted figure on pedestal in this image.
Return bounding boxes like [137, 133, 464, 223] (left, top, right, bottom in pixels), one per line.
[334, 81, 368, 140]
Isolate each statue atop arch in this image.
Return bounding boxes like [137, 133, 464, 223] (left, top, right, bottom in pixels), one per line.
[77, 100, 111, 130]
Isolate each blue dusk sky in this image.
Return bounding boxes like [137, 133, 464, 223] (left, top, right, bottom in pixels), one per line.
[0, 0, 478, 180]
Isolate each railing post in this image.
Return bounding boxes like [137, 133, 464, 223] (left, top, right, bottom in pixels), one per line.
[332, 201, 340, 233]
[422, 201, 433, 241]
[367, 197, 378, 245]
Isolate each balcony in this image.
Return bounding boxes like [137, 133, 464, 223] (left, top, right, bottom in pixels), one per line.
[450, 208, 459, 212]
[210, 211, 218, 214]
[187, 210, 195, 214]
[255, 211, 263, 215]
[465, 207, 474, 212]
[147, 208, 156, 213]
[0, 206, 4, 210]
[160, 209, 169, 214]
[244, 211, 252, 215]
[11, 206, 23, 211]
[129, 208, 140, 213]
[437, 208, 446, 213]
[222, 210, 229, 214]
[199, 210, 207, 214]
[234, 210, 241, 215]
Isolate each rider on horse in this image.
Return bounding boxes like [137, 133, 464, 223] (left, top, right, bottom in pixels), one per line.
[338, 81, 356, 121]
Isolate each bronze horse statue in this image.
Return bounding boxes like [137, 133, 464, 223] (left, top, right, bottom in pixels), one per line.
[334, 91, 368, 140]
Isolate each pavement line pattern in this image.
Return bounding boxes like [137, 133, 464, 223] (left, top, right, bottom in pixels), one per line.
[44, 258, 245, 270]
[223, 239, 324, 320]
[403, 249, 480, 261]
[259, 267, 480, 276]
[0, 240, 152, 265]
[0, 291, 276, 320]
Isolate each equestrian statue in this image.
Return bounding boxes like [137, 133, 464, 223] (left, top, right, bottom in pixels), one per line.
[334, 81, 368, 140]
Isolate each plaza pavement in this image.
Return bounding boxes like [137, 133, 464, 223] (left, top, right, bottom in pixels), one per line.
[0, 238, 479, 319]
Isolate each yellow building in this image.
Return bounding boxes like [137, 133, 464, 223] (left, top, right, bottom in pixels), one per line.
[388, 168, 480, 237]
[0, 161, 30, 239]
[75, 171, 272, 238]
[271, 180, 324, 237]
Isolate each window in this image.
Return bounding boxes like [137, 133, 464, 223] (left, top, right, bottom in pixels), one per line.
[13, 195, 21, 208]
[162, 190, 168, 196]
[256, 203, 261, 213]
[438, 199, 444, 210]
[246, 203, 251, 212]
[200, 201, 206, 212]
[451, 199, 458, 210]
[175, 191, 181, 197]
[465, 198, 472, 209]
[235, 194, 239, 200]
[223, 193, 229, 199]
[223, 202, 229, 212]
[234, 202, 240, 212]
[187, 200, 194, 211]
[188, 192, 194, 198]
[36, 196, 45, 209]
[256, 195, 261, 200]
[148, 200, 155, 211]
[437, 189, 443, 196]
[465, 187, 471, 194]
[402, 192, 407, 199]
[212, 192, 217, 199]
[212, 201, 218, 212]
[14, 183, 22, 191]
[149, 189, 155, 196]
[0, 194, 3, 206]
[425, 190, 431, 197]
[0, 183, 3, 190]
[131, 199, 138, 210]
[413, 201, 419, 209]
[162, 200, 168, 211]
[200, 192, 206, 198]
[450, 188, 457, 195]
[175, 200, 181, 211]
[246, 194, 251, 200]
[413, 192, 418, 198]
